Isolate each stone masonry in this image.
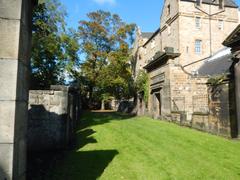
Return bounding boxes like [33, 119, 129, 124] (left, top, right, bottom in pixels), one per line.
[223, 24, 240, 138]
[133, 0, 239, 137]
[28, 86, 81, 152]
[0, 0, 36, 179]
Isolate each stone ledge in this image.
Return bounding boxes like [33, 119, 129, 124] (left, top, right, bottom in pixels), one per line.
[50, 85, 79, 92]
[192, 112, 209, 116]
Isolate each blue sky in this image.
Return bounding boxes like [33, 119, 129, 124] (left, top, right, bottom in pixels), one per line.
[60, 0, 240, 32]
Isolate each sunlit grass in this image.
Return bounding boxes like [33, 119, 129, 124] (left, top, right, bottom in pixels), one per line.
[48, 112, 240, 180]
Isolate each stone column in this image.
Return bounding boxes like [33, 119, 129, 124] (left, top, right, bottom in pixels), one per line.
[234, 52, 240, 138]
[0, 0, 36, 179]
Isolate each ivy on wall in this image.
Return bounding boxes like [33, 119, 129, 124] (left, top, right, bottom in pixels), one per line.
[135, 70, 149, 102]
[207, 74, 226, 86]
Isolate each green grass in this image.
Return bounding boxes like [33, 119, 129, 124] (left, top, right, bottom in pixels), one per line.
[48, 112, 240, 180]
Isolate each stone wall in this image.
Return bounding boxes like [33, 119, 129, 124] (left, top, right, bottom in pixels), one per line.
[168, 81, 236, 138]
[233, 49, 240, 138]
[143, 32, 161, 62]
[191, 81, 237, 137]
[146, 66, 236, 138]
[28, 86, 81, 152]
[131, 29, 149, 78]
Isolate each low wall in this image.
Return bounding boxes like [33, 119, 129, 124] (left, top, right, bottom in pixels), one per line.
[171, 111, 187, 125]
[172, 81, 237, 138]
[192, 113, 209, 131]
[28, 86, 81, 151]
[118, 100, 135, 114]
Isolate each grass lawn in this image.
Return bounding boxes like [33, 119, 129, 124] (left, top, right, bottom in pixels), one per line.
[47, 112, 240, 180]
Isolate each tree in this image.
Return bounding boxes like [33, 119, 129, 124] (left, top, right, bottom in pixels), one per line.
[30, 0, 79, 89]
[76, 10, 136, 107]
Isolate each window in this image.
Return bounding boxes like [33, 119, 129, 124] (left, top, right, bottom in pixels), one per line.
[167, 4, 170, 15]
[219, 0, 224, 9]
[218, 20, 224, 30]
[196, 0, 201, 6]
[195, 40, 202, 54]
[195, 17, 201, 29]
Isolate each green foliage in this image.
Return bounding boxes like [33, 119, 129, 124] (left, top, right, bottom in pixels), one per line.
[135, 70, 149, 102]
[207, 74, 226, 86]
[30, 0, 79, 89]
[74, 10, 136, 102]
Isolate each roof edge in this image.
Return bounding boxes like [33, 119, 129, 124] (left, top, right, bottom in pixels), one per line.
[143, 28, 160, 47]
[180, 0, 238, 8]
[223, 24, 240, 47]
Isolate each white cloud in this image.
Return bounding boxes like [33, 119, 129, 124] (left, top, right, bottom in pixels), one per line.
[93, 0, 116, 5]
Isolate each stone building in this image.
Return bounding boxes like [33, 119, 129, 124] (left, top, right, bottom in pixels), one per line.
[132, 28, 154, 79]
[131, 28, 155, 115]
[192, 48, 237, 137]
[223, 24, 240, 138]
[133, 0, 239, 135]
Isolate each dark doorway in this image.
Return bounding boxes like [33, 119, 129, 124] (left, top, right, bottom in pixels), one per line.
[151, 88, 162, 119]
[155, 93, 161, 116]
[155, 93, 162, 116]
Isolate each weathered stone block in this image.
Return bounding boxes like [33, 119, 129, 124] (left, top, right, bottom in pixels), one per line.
[192, 114, 209, 131]
[171, 112, 181, 123]
[0, 60, 29, 101]
[13, 138, 26, 180]
[15, 102, 28, 140]
[0, 0, 22, 19]
[0, 19, 20, 59]
[0, 59, 18, 101]
[18, 24, 32, 64]
[50, 97, 61, 106]
[0, 144, 13, 180]
[16, 61, 30, 101]
[0, 101, 16, 143]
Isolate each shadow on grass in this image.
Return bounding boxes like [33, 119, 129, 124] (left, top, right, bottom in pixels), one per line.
[76, 128, 97, 149]
[48, 112, 130, 179]
[80, 111, 136, 129]
[27, 111, 128, 180]
[48, 150, 119, 180]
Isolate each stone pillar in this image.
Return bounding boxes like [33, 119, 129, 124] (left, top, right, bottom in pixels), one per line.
[0, 0, 36, 179]
[234, 58, 240, 138]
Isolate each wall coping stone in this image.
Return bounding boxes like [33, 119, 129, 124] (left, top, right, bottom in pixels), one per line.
[50, 85, 79, 93]
[192, 112, 209, 116]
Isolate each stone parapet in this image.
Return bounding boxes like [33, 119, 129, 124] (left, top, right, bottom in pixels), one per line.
[28, 86, 81, 152]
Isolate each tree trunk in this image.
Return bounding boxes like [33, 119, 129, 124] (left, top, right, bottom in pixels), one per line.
[101, 100, 105, 110]
[88, 85, 93, 109]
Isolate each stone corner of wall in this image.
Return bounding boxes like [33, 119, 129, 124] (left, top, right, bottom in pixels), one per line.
[50, 85, 70, 92]
[50, 85, 80, 93]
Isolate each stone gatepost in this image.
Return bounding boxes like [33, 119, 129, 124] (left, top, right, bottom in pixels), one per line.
[0, 0, 36, 179]
[234, 57, 240, 138]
